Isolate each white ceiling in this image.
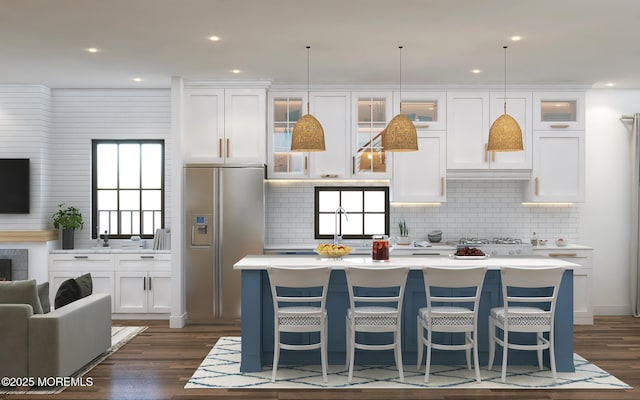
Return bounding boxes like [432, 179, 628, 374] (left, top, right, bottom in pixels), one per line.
[2, 0, 639, 89]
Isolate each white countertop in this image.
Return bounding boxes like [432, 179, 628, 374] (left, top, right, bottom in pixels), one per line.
[234, 254, 580, 270]
[264, 243, 456, 252]
[50, 248, 171, 254]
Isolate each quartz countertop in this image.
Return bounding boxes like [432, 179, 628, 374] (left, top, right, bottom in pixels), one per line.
[234, 254, 580, 270]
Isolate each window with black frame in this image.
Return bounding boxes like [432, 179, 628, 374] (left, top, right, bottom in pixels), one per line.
[314, 186, 389, 240]
[92, 139, 164, 240]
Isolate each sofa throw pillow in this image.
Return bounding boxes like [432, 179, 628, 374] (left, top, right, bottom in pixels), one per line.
[0, 279, 44, 314]
[37, 282, 51, 313]
[54, 278, 81, 309]
[76, 273, 93, 298]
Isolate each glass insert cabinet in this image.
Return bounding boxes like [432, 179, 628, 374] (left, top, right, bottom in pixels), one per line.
[353, 93, 392, 178]
[269, 94, 307, 176]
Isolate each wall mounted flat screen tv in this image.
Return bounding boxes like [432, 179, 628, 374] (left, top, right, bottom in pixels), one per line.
[0, 158, 30, 214]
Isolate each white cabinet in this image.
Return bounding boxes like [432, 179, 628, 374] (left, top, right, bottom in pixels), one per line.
[447, 91, 532, 171]
[310, 92, 351, 178]
[392, 131, 446, 202]
[527, 91, 585, 202]
[525, 131, 585, 202]
[533, 247, 593, 324]
[48, 253, 115, 311]
[533, 92, 585, 130]
[489, 91, 532, 169]
[446, 92, 491, 170]
[352, 92, 393, 179]
[114, 254, 171, 314]
[267, 92, 308, 178]
[48, 252, 171, 316]
[395, 92, 447, 131]
[183, 86, 266, 164]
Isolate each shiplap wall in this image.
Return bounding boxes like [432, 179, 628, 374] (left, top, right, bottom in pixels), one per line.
[0, 85, 51, 229]
[265, 180, 581, 245]
[50, 89, 172, 249]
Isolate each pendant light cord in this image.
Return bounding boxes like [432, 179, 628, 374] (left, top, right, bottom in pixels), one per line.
[503, 45, 507, 114]
[399, 45, 403, 112]
[306, 45, 311, 114]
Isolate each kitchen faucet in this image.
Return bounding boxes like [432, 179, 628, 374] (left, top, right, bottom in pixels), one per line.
[334, 207, 348, 245]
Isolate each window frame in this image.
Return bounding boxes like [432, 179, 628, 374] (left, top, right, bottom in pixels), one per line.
[91, 139, 165, 240]
[314, 186, 390, 240]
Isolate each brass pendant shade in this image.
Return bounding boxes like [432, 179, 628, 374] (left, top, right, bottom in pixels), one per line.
[290, 113, 326, 151]
[487, 112, 523, 151]
[382, 114, 418, 151]
[384, 45, 419, 152]
[488, 45, 523, 152]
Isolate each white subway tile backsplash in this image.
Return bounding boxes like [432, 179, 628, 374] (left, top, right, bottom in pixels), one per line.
[265, 180, 581, 245]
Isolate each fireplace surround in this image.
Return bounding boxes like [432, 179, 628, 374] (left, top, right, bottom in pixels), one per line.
[0, 249, 28, 281]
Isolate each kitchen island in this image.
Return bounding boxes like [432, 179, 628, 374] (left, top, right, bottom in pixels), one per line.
[234, 255, 579, 373]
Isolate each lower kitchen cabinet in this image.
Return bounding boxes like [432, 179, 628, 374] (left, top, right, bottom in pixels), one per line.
[533, 246, 593, 324]
[114, 254, 172, 315]
[48, 251, 171, 317]
[114, 271, 171, 314]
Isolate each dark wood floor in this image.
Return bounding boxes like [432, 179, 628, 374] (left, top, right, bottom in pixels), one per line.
[3, 316, 639, 400]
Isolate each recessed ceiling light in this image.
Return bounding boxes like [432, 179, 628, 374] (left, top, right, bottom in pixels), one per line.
[471, 69, 482, 74]
[510, 36, 522, 41]
[132, 77, 143, 82]
[87, 48, 99, 53]
[231, 69, 241, 74]
[209, 36, 221, 41]
[606, 82, 615, 87]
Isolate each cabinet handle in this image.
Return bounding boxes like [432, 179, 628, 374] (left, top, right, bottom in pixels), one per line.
[352, 156, 355, 175]
[143, 277, 146, 291]
[549, 253, 577, 257]
[484, 144, 488, 162]
[74, 255, 89, 259]
[550, 124, 570, 128]
[535, 177, 539, 196]
[226, 138, 230, 158]
[304, 156, 308, 173]
[148, 276, 152, 291]
[440, 177, 445, 196]
[140, 255, 155, 259]
[218, 138, 223, 157]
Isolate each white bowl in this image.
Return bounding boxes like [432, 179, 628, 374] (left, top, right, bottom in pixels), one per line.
[555, 239, 568, 247]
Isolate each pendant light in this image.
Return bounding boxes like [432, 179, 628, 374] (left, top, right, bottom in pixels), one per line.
[383, 46, 418, 152]
[487, 45, 523, 152]
[290, 46, 326, 152]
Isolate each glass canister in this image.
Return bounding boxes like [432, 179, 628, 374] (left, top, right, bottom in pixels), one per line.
[372, 234, 390, 261]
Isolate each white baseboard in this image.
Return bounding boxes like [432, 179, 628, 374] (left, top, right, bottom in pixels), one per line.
[593, 305, 633, 315]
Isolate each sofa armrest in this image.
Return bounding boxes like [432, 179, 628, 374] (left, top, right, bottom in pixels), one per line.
[29, 293, 112, 378]
[0, 304, 32, 378]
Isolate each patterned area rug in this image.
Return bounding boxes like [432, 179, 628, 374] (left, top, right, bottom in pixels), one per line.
[185, 336, 631, 389]
[0, 326, 147, 395]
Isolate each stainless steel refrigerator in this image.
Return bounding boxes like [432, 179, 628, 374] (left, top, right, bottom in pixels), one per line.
[184, 164, 265, 324]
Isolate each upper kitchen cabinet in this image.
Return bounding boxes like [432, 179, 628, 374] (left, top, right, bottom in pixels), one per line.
[267, 92, 308, 178]
[393, 92, 446, 131]
[309, 92, 351, 178]
[392, 131, 446, 202]
[489, 91, 532, 170]
[525, 130, 585, 202]
[352, 92, 393, 179]
[446, 92, 490, 170]
[447, 91, 532, 173]
[533, 92, 585, 130]
[183, 85, 267, 164]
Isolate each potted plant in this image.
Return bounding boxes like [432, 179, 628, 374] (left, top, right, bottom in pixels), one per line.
[52, 203, 84, 249]
[397, 220, 410, 245]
